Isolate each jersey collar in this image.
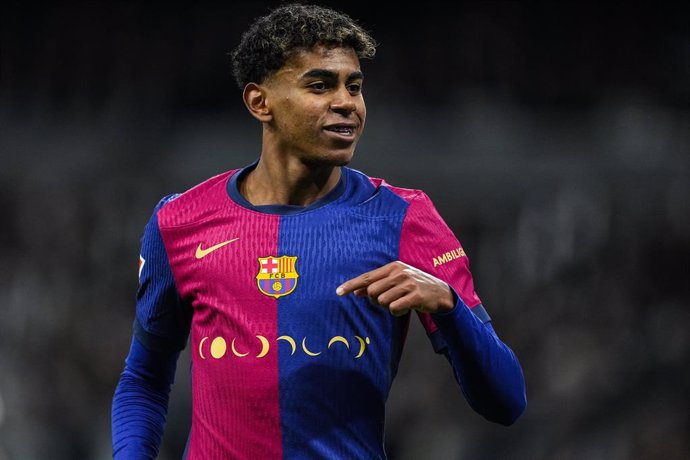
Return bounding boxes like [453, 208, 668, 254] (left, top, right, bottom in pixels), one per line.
[227, 159, 348, 215]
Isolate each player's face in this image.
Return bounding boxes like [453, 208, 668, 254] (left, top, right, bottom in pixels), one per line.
[263, 45, 366, 166]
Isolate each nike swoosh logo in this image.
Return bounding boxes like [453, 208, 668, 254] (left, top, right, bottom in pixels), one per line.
[195, 238, 240, 259]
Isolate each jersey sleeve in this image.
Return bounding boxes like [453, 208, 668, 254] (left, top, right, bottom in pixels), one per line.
[112, 195, 191, 458]
[398, 190, 526, 425]
[398, 190, 489, 352]
[135, 194, 192, 352]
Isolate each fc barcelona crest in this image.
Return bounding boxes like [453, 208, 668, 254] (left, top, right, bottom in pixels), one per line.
[256, 255, 299, 298]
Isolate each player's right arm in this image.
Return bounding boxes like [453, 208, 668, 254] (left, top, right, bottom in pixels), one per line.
[111, 195, 191, 459]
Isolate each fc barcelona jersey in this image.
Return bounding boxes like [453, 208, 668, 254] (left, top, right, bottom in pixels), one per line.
[133, 163, 492, 459]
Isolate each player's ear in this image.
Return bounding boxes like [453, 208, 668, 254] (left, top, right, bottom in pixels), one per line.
[243, 83, 272, 122]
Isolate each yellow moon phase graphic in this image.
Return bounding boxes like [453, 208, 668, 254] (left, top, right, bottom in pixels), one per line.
[302, 337, 321, 356]
[231, 338, 249, 357]
[277, 335, 296, 355]
[210, 337, 227, 359]
[354, 336, 370, 358]
[328, 336, 350, 349]
[256, 335, 270, 358]
[199, 336, 209, 359]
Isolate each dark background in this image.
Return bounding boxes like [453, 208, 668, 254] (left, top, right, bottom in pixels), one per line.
[1, 1, 688, 459]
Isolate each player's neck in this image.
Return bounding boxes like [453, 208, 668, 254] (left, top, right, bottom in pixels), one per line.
[239, 156, 342, 207]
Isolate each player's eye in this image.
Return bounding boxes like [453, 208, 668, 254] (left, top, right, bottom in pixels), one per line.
[308, 82, 328, 92]
[347, 83, 362, 95]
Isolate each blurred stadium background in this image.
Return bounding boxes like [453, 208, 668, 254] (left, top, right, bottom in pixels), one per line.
[1, 1, 688, 459]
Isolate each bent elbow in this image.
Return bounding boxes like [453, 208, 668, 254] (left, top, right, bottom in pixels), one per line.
[489, 390, 527, 426]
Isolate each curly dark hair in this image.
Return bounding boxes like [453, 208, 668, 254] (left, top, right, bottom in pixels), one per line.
[230, 3, 377, 89]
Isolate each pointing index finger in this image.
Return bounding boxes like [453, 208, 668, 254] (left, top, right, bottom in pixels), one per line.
[336, 263, 395, 296]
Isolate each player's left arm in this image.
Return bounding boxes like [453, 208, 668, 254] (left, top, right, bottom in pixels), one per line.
[337, 262, 526, 425]
[337, 191, 526, 426]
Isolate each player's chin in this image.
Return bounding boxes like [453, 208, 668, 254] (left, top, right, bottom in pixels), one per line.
[308, 148, 356, 167]
[329, 151, 356, 167]
[330, 141, 360, 164]
[329, 151, 355, 166]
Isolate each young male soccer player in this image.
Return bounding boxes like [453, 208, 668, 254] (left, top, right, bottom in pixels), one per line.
[111, 3, 527, 458]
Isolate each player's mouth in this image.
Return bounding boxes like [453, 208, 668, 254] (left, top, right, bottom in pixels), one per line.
[323, 123, 357, 140]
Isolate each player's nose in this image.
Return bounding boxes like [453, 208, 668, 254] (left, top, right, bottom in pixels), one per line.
[330, 88, 357, 115]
